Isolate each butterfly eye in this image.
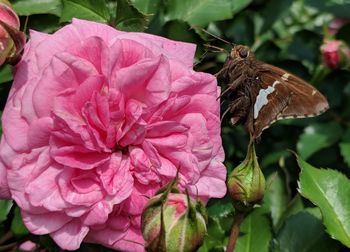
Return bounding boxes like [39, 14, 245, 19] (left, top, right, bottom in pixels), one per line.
[239, 50, 248, 58]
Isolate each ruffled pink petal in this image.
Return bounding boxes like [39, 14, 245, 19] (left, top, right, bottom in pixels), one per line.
[97, 153, 133, 203]
[112, 226, 145, 252]
[113, 55, 171, 106]
[86, 215, 129, 246]
[50, 219, 89, 250]
[188, 158, 227, 198]
[2, 97, 29, 152]
[0, 160, 10, 198]
[27, 117, 53, 149]
[22, 210, 72, 234]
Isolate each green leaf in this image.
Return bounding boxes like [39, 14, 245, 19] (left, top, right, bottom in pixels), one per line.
[0, 200, 13, 223]
[166, 0, 236, 26]
[12, 0, 62, 16]
[264, 172, 290, 228]
[115, 0, 149, 31]
[11, 207, 29, 236]
[305, 0, 350, 18]
[298, 157, 350, 247]
[130, 0, 161, 15]
[231, 0, 253, 14]
[297, 122, 342, 160]
[0, 65, 12, 84]
[235, 208, 272, 252]
[340, 142, 350, 167]
[276, 212, 340, 252]
[60, 0, 110, 23]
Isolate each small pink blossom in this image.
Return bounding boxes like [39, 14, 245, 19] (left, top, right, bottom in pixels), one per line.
[19, 240, 37, 251]
[0, 19, 226, 251]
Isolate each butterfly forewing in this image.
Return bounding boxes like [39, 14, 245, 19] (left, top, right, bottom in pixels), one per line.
[252, 64, 329, 138]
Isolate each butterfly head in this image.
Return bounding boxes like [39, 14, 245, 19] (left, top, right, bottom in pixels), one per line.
[229, 45, 254, 61]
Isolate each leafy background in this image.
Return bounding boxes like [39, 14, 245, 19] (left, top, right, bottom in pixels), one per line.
[0, 0, 350, 251]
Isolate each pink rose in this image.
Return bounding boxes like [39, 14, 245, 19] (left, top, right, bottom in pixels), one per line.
[0, 19, 226, 251]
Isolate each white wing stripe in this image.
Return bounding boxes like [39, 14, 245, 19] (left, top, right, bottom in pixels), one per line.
[254, 81, 280, 119]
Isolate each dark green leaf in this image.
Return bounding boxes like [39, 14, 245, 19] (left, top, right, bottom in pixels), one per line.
[60, 0, 110, 23]
[166, 0, 235, 26]
[12, 0, 62, 16]
[305, 0, 350, 17]
[276, 212, 340, 252]
[340, 142, 350, 168]
[0, 200, 13, 223]
[11, 207, 29, 236]
[264, 172, 290, 228]
[258, 0, 293, 34]
[297, 122, 342, 160]
[0, 65, 13, 84]
[235, 208, 272, 252]
[115, 0, 149, 31]
[298, 157, 350, 247]
[130, 0, 161, 15]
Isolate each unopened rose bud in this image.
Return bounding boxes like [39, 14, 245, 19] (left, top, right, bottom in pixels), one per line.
[320, 40, 350, 70]
[0, 0, 25, 65]
[227, 143, 265, 211]
[141, 181, 207, 252]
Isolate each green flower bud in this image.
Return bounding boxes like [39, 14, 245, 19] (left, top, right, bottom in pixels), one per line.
[227, 143, 266, 211]
[141, 181, 208, 252]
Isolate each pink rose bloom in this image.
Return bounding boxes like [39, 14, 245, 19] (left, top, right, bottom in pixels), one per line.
[0, 19, 226, 251]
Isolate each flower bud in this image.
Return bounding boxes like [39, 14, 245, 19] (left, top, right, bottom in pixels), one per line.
[0, 0, 25, 65]
[320, 39, 350, 70]
[141, 181, 208, 252]
[227, 143, 265, 211]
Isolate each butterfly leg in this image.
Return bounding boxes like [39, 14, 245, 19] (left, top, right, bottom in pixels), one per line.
[219, 75, 246, 99]
[228, 94, 250, 125]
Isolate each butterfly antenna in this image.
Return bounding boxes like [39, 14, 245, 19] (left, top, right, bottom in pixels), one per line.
[191, 25, 233, 45]
[204, 44, 228, 54]
[194, 49, 209, 67]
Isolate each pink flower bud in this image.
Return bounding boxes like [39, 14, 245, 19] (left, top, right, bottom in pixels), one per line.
[141, 181, 207, 252]
[19, 240, 37, 251]
[227, 143, 266, 211]
[0, 0, 25, 65]
[321, 40, 350, 69]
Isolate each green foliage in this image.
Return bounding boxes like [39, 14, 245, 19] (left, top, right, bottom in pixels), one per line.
[275, 211, 340, 252]
[235, 208, 272, 252]
[0, 200, 12, 223]
[60, 0, 110, 23]
[12, 0, 62, 16]
[298, 158, 350, 247]
[11, 207, 29, 236]
[0, 0, 350, 251]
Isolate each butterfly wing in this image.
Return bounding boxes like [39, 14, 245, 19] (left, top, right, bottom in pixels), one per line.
[252, 63, 329, 138]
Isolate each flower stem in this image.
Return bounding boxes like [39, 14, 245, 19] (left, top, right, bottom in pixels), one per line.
[226, 211, 246, 252]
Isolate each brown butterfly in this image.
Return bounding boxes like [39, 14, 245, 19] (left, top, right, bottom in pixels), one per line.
[217, 44, 329, 140]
